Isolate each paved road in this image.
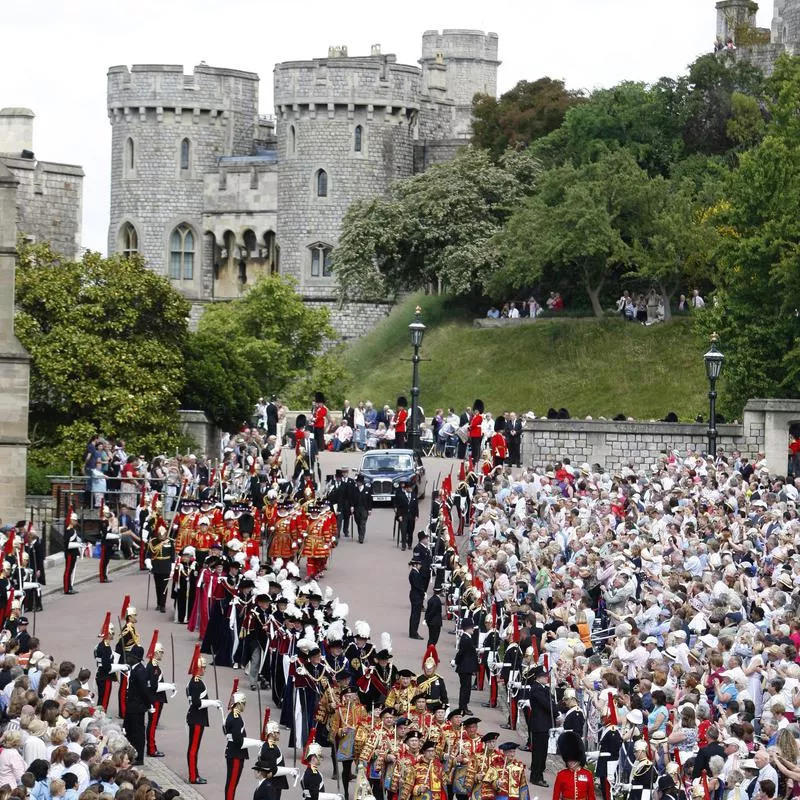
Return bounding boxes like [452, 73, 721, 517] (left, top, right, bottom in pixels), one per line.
[35, 451, 546, 800]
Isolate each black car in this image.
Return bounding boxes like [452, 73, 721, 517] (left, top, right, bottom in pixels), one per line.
[357, 449, 427, 503]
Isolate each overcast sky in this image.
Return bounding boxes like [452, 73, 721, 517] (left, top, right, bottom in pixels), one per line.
[2, 0, 767, 255]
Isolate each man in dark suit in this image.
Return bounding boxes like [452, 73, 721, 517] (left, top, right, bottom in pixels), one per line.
[266, 396, 279, 438]
[692, 725, 725, 779]
[331, 468, 357, 538]
[408, 557, 426, 640]
[424, 586, 443, 646]
[506, 412, 523, 467]
[454, 617, 479, 713]
[353, 474, 373, 544]
[527, 665, 555, 787]
[125, 644, 155, 765]
[393, 481, 418, 552]
[412, 531, 432, 590]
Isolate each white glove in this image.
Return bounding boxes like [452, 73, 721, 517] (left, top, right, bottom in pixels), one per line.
[274, 767, 298, 779]
[318, 794, 344, 800]
[148, 706, 155, 713]
[510, 681, 521, 689]
[450, 659, 456, 668]
[242, 737, 263, 749]
[200, 699, 222, 709]
[157, 682, 177, 698]
[110, 664, 129, 673]
[145, 558, 153, 570]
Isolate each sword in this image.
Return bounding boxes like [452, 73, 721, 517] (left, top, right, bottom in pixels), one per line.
[145, 572, 151, 611]
[170, 632, 175, 683]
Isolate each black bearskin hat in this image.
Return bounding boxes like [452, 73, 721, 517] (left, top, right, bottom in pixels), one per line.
[397, 396, 408, 408]
[494, 416, 506, 432]
[295, 414, 307, 429]
[314, 391, 325, 404]
[473, 399, 485, 414]
[557, 731, 586, 767]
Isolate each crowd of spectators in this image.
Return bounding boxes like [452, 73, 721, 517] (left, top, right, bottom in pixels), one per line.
[0, 625, 179, 799]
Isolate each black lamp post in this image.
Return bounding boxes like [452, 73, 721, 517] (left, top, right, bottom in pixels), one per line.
[407, 305, 426, 452]
[703, 332, 725, 459]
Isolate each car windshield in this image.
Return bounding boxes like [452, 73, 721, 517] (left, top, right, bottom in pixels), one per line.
[361, 454, 414, 473]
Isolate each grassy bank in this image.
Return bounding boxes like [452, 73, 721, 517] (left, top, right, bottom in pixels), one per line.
[341, 294, 714, 421]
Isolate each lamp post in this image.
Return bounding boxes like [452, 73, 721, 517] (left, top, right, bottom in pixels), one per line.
[407, 305, 426, 452]
[703, 332, 725, 459]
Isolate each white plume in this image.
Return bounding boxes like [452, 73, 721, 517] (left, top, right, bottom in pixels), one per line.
[326, 619, 345, 643]
[304, 625, 316, 641]
[272, 558, 284, 571]
[354, 620, 370, 639]
[277, 569, 288, 582]
[249, 556, 260, 572]
[314, 609, 325, 626]
[324, 586, 333, 601]
[284, 604, 302, 620]
[333, 602, 349, 620]
[380, 632, 392, 654]
[233, 552, 246, 565]
[286, 561, 300, 577]
[297, 637, 316, 653]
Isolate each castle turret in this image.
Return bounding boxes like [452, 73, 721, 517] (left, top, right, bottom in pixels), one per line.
[716, 0, 759, 43]
[274, 48, 421, 295]
[106, 64, 259, 300]
[419, 30, 500, 139]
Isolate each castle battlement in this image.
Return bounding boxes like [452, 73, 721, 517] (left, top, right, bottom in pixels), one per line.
[420, 29, 500, 62]
[107, 64, 259, 114]
[274, 55, 422, 114]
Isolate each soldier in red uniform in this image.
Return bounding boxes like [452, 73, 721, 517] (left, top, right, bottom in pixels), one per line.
[468, 400, 484, 464]
[490, 416, 508, 469]
[552, 732, 595, 800]
[269, 503, 297, 561]
[395, 396, 409, 449]
[313, 393, 328, 452]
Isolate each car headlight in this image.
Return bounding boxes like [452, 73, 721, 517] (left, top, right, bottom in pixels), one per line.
[392, 481, 399, 489]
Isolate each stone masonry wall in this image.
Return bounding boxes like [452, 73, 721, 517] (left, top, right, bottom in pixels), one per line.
[520, 419, 747, 474]
[2, 157, 83, 259]
[107, 65, 259, 300]
[304, 298, 394, 340]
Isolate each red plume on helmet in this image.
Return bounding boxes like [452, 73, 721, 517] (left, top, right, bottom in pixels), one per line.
[3, 531, 14, 557]
[701, 771, 711, 800]
[65, 504, 74, 529]
[491, 602, 497, 630]
[151, 492, 159, 511]
[532, 634, 540, 662]
[422, 645, 439, 671]
[139, 485, 146, 508]
[260, 707, 271, 740]
[120, 595, 131, 621]
[512, 614, 520, 644]
[188, 644, 203, 677]
[146, 630, 159, 661]
[458, 462, 466, 482]
[606, 692, 618, 726]
[227, 678, 240, 710]
[99, 612, 111, 640]
[301, 727, 317, 766]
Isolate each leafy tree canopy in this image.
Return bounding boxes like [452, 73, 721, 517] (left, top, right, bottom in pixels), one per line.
[471, 78, 585, 159]
[15, 242, 189, 465]
[190, 276, 341, 428]
[333, 147, 539, 301]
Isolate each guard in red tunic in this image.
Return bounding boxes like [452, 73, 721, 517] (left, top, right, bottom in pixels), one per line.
[552, 732, 595, 800]
[395, 396, 409, 449]
[468, 400, 484, 464]
[313, 393, 328, 452]
[490, 416, 508, 469]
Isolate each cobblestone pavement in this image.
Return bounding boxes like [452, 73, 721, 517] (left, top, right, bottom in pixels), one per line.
[33, 452, 558, 799]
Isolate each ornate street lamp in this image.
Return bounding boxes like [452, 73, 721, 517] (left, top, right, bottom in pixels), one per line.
[407, 306, 426, 451]
[703, 332, 725, 459]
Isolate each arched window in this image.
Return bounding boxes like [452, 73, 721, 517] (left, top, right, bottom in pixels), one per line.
[289, 125, 296, 155]
[180, 138, 190, 170]
[121, 223, 138, 258]
[309, 242, 333, 278]
[316, 169, 328, 197]
[243, 229, 257, 255]
[169, 224, 195, 280]
[354, 125, 363, 153]
[125, 138, 135, 172]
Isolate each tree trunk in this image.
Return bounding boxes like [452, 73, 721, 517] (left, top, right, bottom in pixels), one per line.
[586, 284, 604, 318]
[659, 283, 673, 322]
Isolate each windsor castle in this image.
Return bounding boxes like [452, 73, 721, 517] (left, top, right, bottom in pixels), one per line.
[105, 31, 499, 337]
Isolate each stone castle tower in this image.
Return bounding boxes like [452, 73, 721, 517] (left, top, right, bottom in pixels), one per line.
[714, 0, 800, 72]
[107, 31, 499, 337]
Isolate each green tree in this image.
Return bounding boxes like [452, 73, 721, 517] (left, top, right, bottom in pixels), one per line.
[629, 175, 721, 319]
[14, 242, 189, 465]
[471, 78, 584, 159]
[492, 149, 659, 316]
[333, 148, 537, 301]
[192, 275, 343, 418]
[532, 80, 685, 176]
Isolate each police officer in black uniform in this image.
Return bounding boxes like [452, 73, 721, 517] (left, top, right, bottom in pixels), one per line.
[526, 664, 555, 787]
[408, 557, 426, 640]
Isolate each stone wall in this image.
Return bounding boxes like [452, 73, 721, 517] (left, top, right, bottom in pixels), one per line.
[107, 64, 260, 300]
[520, 418, 747, 473]
[304, 298, 394, 340]
[2, 156, 83, 259]
[178, 410, 220, 458]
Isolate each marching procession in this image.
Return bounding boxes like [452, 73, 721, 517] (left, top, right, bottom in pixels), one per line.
[1, 392, 799, 800]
